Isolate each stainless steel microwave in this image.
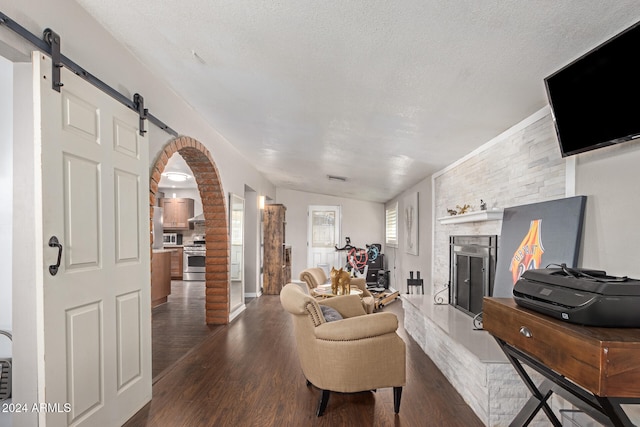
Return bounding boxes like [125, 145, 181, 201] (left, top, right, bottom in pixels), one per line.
[163, 233, 181, 245]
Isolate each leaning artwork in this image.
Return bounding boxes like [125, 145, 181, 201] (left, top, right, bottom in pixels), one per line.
[492, 196, 587, 297]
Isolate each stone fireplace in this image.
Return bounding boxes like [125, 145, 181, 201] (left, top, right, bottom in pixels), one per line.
[449, 235, 497, 316]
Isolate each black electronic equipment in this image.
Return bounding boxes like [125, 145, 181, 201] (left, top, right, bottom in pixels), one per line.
[545, 20, 640, 157]
[513, 267, 640, 327]
[377, 270, 389, 289]
[365, 254, 385, 285]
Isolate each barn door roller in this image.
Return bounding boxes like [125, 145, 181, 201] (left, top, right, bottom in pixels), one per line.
[43, 28, 63, 92]
[134, 94, 148, 136]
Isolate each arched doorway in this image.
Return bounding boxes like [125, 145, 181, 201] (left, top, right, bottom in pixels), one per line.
[149, 136, 229, 325]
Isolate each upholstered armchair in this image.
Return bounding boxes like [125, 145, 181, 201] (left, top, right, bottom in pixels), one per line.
[299, 267, 328, 297]
[280, 283, 406, 416]
[299, 267, 375, 313]
[350, 276, 376, 313]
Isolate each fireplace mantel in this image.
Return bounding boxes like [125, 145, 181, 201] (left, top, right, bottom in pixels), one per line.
[438, 209, 503, 225]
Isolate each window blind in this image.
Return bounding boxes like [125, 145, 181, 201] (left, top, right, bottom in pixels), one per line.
[386, 202, 398, 247]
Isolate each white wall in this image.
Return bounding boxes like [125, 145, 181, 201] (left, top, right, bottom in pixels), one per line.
[576, 140, 640, 278]
[275, 188, 384, 280]
[383, 179, 433, 293]
[0, 55, 12, 358]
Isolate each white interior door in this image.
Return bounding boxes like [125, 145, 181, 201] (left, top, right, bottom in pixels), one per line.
[37, 53, 151, 426]
[307, 205, 341, 273]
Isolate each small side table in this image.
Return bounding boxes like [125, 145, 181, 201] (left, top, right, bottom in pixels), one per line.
[484, 297, 640, 426]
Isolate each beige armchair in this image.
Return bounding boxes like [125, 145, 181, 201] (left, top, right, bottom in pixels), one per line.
[299, 267, 375, 313]
[280, 283, 406, 416]
[349, 276, 376, 313]
[299, 267, 328, 297]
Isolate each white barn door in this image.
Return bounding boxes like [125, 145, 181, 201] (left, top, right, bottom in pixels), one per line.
[37, 53, 151, 426]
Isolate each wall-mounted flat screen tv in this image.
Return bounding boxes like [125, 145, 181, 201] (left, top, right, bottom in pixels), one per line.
[545, 20, 640, 157]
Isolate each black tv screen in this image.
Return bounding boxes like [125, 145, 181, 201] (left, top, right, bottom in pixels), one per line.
[545, 20, 640, 157]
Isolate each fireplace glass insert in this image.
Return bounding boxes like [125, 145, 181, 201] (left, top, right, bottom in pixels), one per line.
[449, 235, 497, 316]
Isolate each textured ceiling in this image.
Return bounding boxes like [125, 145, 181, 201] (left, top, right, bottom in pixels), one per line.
[76, 0, 640, 202]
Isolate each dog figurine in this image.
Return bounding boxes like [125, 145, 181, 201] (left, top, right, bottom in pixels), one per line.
[330, 267, 350, 295]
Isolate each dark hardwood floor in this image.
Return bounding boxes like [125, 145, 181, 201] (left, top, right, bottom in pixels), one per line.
[151, 281, 220, 381]
[129, 285, 484, 426]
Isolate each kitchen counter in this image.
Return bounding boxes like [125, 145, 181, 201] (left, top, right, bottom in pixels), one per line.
[162, 246, 184, 280]
[153, 248, 178, 253]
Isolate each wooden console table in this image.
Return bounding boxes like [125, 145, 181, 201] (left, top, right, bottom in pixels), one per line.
[483, 297, 640, 426]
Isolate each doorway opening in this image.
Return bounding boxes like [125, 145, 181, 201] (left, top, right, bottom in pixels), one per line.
[150, 136, 229, 325]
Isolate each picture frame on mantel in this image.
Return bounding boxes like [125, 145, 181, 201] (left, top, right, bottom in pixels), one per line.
[404, 192, 419, 255]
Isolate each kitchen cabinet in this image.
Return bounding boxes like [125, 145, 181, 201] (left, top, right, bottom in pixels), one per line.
[151, 250, 172, 307]
[165, 246, 184, 280]
[263, 204, 290, 294]
[159, 198, 194, 230]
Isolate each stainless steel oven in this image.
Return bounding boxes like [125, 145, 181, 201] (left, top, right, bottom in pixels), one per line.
[183, 244, 206, 281]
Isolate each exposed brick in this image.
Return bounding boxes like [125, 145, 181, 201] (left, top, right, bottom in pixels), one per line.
[206, 286, 228, 295]
[150, 136, 229, 326]
[205, 272, 228, 281]
[204, 263, 227, 273]
[205, 315, 228, 325]
[196, 172, 218, 181]
[206, 311, 228, 319]
[206, 294, 228, 303]
[150, 168, 160, 184]
[159, 150, 169, 166]
[199, 188, 223, 198]
[207, 303, 229, 312]
[206, 241, 228, 250]
[149, 180, 158, 196]
[163, 145, 174, 159]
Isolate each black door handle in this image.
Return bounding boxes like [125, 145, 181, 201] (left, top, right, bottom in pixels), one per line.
[49, 236, 63, 276]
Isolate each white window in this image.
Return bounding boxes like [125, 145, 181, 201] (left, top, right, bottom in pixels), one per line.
[385, 202, 398, 247]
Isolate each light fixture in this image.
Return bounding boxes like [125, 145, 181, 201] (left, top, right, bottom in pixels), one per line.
[259, 195, 265, 210]
[162, 171, 191, 182]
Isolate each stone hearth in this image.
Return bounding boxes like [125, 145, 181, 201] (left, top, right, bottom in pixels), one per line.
[402, 294, 550, 426]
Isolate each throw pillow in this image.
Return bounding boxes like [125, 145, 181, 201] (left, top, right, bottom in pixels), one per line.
[320, 305, 343, 322]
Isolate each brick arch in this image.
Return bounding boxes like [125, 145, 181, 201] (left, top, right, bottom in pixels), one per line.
[150, 136, 229, 325]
